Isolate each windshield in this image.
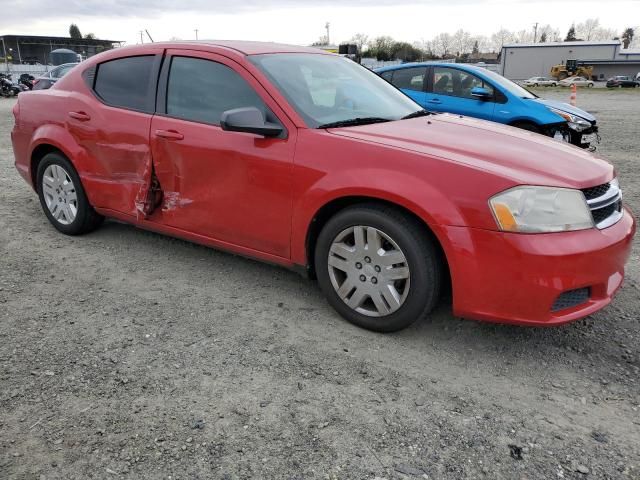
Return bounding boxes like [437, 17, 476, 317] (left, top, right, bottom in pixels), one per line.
[251, 53, 420, 128]
[480, 69, 537, 99]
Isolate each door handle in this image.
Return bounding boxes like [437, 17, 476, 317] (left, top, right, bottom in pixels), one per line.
[427, 99, 441, 104]
[68, 111, 91, 121]
[155, 129, 184, 141]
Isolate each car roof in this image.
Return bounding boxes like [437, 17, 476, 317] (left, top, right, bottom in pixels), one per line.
[124, 40, 328, 56]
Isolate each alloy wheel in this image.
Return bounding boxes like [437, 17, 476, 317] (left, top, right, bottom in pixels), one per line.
[41, 164, 78, 225]
[327, 225, 411, 317]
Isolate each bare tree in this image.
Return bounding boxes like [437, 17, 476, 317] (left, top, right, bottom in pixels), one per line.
[433, 32, 453, 57]
[538, 24, 560, 43]
[576, 18, 600, 40]
[452, 29, 473, 56]
[490, 29, 515, 51]
[349, 33, 369, 53]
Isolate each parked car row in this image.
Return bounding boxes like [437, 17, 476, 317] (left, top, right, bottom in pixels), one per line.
[0, 63, 79, 97]
[606, 75, 640, 88]
[375, 63, 599, 149]
[10, 41, 635, 333]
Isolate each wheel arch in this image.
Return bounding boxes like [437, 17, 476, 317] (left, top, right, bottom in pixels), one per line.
[28, 124, 93, 193]
[302, 196, 452, 295]
[30, 143, 66, 191]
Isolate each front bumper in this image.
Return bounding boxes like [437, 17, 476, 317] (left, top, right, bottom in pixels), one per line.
[440, 207, 636, 326]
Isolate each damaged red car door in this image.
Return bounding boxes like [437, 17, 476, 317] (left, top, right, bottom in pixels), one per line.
[66, 51, 163, 218]
[148, 50, 296, 258]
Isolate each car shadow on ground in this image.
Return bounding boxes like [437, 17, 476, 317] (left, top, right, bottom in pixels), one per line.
[83, 218, 624, 366]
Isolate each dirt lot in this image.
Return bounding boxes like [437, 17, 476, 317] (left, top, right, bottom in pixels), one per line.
[1, 88, 639, 480]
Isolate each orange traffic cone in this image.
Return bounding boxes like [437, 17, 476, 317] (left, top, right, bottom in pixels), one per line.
[570, 83, 577, 106]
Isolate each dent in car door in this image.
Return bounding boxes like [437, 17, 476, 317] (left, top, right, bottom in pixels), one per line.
[148, 50, 296, 258]
[67, 52, 163, 218]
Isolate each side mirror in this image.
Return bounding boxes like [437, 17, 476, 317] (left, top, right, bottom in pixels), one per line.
[471, 86, 492, 100]
[220, 107, 283, 138]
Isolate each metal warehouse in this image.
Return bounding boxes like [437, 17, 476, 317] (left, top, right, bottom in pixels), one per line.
[499, 40, 640, 80]
[0, 34, 121, 66]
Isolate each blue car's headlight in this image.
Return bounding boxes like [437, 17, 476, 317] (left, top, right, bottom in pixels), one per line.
[547, 107, 592, 132]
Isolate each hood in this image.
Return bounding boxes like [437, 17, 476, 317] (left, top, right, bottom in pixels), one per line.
[328, 114, 612, 188]
[531, 98, 596, 122]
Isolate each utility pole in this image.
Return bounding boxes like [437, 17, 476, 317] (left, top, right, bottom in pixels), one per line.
[139, 31, 144, 44]
[194, 29, 199, 40]
[325, 22, 330, 45]
[533, 22, 539, 43]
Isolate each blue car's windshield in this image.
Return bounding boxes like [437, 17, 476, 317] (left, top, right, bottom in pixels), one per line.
[480, 69, 537, 99]
[251, 53, 420, 128]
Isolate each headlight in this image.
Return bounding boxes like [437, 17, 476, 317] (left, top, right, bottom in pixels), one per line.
[547, 107, 592, 132]
[489, 186, 594, 233]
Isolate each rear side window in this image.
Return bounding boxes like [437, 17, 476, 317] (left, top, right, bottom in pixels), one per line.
[391, 67, 426, 92]
[94, 55, 155, 112]
[166, 56, 268, 125]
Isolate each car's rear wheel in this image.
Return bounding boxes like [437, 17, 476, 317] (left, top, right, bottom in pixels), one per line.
[588, 83, 594, 88]
[315, 204, 441, 332]
[36, 153, 104, 235]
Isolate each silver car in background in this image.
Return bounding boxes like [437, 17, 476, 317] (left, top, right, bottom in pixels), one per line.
[523, 76, 557, 87]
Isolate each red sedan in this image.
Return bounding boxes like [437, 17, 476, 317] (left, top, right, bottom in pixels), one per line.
[11, 41, 636, 332]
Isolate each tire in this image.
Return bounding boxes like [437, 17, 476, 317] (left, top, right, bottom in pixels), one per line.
[533, 83, 538, 87]
[36, 152, 104, 235]
[588, 83, 594, 88]
[314, 204, 442, 332]
[552, 83, 557, 87]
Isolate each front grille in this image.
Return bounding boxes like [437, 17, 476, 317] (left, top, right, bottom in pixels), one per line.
[552, 287, 591, 312]
[581, 180, 623, 229]
[592, 200, 622, 224]
[582, 182, 609, 201]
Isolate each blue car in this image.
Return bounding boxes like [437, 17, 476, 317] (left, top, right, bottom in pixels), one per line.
[375, 63, 598, 149]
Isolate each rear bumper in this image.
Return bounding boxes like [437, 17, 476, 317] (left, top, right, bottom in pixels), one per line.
[440, 208, 636, 326]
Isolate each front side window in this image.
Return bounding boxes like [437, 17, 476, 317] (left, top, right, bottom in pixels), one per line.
[390, 67, 427, 92]
[94, 55, 155, 111]
[432, 67, 494, 99]
[166, 56, 269, 126]
[251, 53, 419, 128]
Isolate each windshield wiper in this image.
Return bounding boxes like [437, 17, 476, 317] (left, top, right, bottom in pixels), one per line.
[401, 109, 431, 120]
[317, 117, 391, 129]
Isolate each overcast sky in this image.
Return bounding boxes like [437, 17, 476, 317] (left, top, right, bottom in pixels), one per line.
[2, 0, 638, 46]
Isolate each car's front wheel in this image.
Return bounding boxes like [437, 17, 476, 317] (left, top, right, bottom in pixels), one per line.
[315, 204, 442, 332]
[36, 152, 104, 235]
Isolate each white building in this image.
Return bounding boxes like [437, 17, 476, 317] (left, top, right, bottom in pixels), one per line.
[499, 40, 640, 80]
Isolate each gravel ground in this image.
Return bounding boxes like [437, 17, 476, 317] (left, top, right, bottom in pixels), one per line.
[0, 88, 639, 480]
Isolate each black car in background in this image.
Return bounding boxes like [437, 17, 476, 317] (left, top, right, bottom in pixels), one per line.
[32, 63, 79, 90]
[606, 76, 640, 88]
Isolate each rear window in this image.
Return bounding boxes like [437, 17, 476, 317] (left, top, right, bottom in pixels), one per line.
[94, 55, 155, 112]
[391, 67, 426, 92]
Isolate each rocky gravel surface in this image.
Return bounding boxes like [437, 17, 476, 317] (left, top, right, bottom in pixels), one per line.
[0, 88, 639, 479]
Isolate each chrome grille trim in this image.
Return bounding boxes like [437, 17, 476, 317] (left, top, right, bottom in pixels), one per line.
[582, 179, 623, 229]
